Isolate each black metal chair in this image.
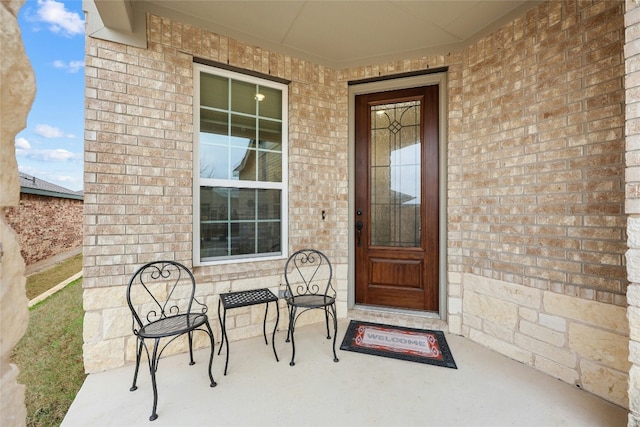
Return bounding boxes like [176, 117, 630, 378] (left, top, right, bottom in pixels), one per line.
[284, 249, 339, 366]
[126, 261, 216, 421]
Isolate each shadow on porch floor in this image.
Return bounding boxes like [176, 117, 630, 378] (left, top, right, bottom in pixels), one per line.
[62, 319, 626, 426]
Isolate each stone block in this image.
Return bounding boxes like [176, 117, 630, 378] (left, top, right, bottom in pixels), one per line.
[125, 335, 139, 363]
[629, 306, 640, 342]
[464, 273, 541, 309]
[534, 355, 579, 385]
[630, 340, 640, 365]
[628, 283, 640, 307]
[484, 321, 515, 342]
[469, 328, 533, 366]
[543, 291, 628, 333]
[519, 307, 538, 322]
[580, 359, 628, 408]
[520, 320, 565, 347]
[514, 333, 576, 368]
[103, 307, 132, 340]
[448, 296, 462, 314]
[448, 314, 462, 335]
[235, 313, 251, 328]
[630, 365, 640, 416]
[627, 249, 640, 283]
[83, 338, 125, 373]
[629, 216, 640, 249]
[83, 311, 102, 343]
[463, 290, 519, 328]
[84, 286, 129, 310]
[538, 313, 567, 332]
[463, 312, 483, 330]
[569, 323, 631, 371]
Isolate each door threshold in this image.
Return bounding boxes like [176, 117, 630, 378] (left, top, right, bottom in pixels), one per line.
[348, 305, 448, 332]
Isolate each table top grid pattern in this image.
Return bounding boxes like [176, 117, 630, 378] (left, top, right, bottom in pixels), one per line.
[220, 288, 278, 309]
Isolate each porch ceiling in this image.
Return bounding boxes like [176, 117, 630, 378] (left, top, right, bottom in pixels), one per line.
[90, 0, 541, 69]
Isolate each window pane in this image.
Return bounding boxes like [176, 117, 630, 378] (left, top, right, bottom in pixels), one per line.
[258, 119, 282, 151]
[258, 222, 280, 253]
[258, 189, 281, 252]
[201, 109, 228, 137]
[257, 151, 282, 182]
[201, 74, 228, 110]
[231, 146, 255, 180]
[200, 144, 228, 179]
[257, 189, 280, 219]
[200, 187, 230, 258]
[230, 114, 256, 146]
[258, 86, 282, 119]
[231, 80, 257, 115]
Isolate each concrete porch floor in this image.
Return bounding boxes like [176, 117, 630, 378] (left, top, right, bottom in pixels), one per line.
[62, 320, 626, 427]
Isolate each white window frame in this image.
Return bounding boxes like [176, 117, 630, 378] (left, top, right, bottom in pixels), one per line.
[193, 63, 288, 266]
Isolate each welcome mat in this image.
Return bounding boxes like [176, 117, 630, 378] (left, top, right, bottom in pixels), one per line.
[340, 320, 457, 369]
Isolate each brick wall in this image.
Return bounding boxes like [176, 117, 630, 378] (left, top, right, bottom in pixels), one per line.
[451, 0, 629, 408]
[4, 193, 83, 266]
[456, 0, 626, 302]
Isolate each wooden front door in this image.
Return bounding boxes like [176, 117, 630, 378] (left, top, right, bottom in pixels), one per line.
[354, 86, 439, 312]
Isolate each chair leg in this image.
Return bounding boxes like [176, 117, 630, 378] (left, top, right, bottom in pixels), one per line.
[324, 306, 331, 339]
[188, 331, 195, 366]
[130, 338, 143, 392]
[148, 338, 160, 421]
[285, 304, 292, 343]
[204, 321, 217, 387]
[288, 306, 297, 366]
[331, 303, 339, 363]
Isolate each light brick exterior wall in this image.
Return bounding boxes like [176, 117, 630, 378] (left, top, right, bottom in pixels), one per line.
[4, 193, 83, 265]
[625, 0, 640, 425]
[451, 0, 630, 409]
[456, 0, 626, 302]
[84, 0, 631, 410]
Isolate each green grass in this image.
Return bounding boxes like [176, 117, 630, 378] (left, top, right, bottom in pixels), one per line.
[25, 254, 83, 300]
[11, 271, 85, 427]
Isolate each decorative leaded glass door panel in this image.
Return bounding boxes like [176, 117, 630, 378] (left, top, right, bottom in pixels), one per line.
[354, 86, 439, 312]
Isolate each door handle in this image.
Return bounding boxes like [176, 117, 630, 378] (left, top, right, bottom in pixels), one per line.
[356, 220, 363, 247]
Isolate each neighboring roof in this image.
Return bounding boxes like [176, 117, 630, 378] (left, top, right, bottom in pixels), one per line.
[19, 172, 83, 201]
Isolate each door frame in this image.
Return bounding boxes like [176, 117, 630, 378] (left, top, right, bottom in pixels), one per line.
[347, 71, 448, 318]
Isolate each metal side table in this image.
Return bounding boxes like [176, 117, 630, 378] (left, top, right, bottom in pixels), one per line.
[217, 288, 279, 375]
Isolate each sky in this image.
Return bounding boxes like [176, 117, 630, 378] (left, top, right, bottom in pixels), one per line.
[15, 0, 85, 191]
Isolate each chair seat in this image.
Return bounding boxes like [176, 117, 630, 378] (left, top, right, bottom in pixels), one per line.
[138, 313, 208, 338]
[286, 294, 335, 308]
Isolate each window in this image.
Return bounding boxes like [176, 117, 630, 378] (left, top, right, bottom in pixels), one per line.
[193, 63, 288, 264]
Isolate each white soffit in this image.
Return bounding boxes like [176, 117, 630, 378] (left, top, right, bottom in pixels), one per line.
[101, 0, 541, 69]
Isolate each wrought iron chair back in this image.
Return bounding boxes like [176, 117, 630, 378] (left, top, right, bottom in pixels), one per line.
[127, 261, 204, 331]
[283, 249, 339, 366]
[284, 248, 335, 301]
[125, 261, 216, 421]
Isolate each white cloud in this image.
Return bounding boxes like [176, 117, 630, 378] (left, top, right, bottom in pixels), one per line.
[34, 124, 75, 139]
[53, 59, 85, 73]
[37, 0, 84, 37]
[15, 137, 31, 150]
[44, 149, 79, 161]
[17, 148, 81, 162]
[68, 60, 84, 73]
[15, 137, 81, 162]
